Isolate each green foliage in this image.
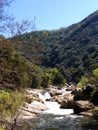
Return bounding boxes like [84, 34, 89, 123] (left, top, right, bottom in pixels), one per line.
[77, 68, 98, 105]
[0, 39, 46, 89]
[42, 72, 51, 87]
[1, 10, 98, 89]
[0, 126, 4, 130]
[0, 90, 23, 129]
[77, 82, 82, 88]
[12, 10, 98, 83]
[0, 90, 23, 116]
[77, 76, 89, 88]
[92, 68, 98, 87]
[29, 65, 43, 88]
[52, 71, 65, 86]
[42, 68, 66, 87]
[93, 68, 98, 79]
[77, 67, 98, 88]
[0, 39, 65, 89]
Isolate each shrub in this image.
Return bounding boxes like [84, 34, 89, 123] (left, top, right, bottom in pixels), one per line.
[93, 68, 98, 79]
[0, 90, 23, 130]
[31, 65, 44, 88]
[77, 76, 88, 88]
[42, 73, 51, 87]
[52, 71, 65, 86]
[42, 68, 66, 87]
[0, 126, 4, 130]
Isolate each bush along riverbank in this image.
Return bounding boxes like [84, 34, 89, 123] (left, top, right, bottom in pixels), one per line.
[0, 89, 48, 130]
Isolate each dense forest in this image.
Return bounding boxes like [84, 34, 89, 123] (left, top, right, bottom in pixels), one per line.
[13, 10, 98, 83]
[0, 37, 66, 90]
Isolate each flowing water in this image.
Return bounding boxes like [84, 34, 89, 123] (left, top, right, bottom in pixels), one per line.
[30, 92, 98, 130]
[31, 113, 98, 130]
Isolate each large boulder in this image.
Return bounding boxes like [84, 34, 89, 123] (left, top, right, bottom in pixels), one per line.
[48, 89, 63, 97]
[73, 84, 95, 101]
[91, 90, 98, 106]
[25, 89, 44, 104]
[60, 94, 74, 108]
[83, 84, 95, 95]
[51, 94, 74, 109]
[29, 101, 47, 111]
[72, 88, 86, 101]
[51, 95, 64, 104]
[82, 84, 95, 99]
[73, 100, 94, 114]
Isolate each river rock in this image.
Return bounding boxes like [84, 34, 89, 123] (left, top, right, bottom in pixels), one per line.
[48, 89, 63, 97]
[19, 89, 48, 122]
[51, 95, 64, 104]
[29, 101, 47, 111]
[73, 88, 88, 101]
[25, 89, 44, 103]
[60, 94, 74, 108]
[73, 84, 95, 101]
[83, 84, 95, 95]
[73, 100, 94, 114]
[19, 100, 48, 122]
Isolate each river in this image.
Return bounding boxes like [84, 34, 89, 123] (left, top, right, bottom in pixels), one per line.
[30, 91, 98, 130]
[30, 113, 98, 130]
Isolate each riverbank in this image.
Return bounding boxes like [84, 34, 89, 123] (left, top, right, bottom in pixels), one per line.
[15, 87, 74, 130]
[5, 86, 98, 130]
[16, 86, 98, 130]
[2, 89, 47, 130]
[15, 89, 48, 129]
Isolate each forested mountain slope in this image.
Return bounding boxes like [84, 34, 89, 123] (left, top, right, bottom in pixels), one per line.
[13, 10, 98, 82]
[0, 38, 46, 89]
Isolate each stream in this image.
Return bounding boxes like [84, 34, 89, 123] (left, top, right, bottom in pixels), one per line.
[30, 91, 98, 130]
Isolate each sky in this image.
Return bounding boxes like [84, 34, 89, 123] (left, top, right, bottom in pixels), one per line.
[8, 0, 98, 31]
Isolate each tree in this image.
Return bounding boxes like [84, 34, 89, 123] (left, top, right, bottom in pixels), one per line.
[0, 0, 36, 37]
[0, 0, 11, 19]
[93, 68, 98, 87]
[0, 90, 23, 130]
[77, 76, 88, 88]
[0, 0, 11, 32]
[4, 18, 36, 37]
[52, 71, 65, 86]
[93, 68, 98, 79]
[42, 68, 66, 87]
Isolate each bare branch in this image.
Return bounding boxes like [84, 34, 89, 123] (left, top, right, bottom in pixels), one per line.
[0, 0, 36, 37]
[2, 18, 36, 37]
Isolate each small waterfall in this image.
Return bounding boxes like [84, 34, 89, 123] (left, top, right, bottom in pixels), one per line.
[38, 91, 73, 115]
[38, 92, 51, 103]
[38, 93, 46, 103]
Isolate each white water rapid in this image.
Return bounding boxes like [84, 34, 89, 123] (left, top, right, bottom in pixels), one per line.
[31, 90, 96, 130]
[38, 91, 73, 115]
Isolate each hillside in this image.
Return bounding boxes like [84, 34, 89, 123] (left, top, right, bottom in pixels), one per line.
[0, 38, 46, 89]
[13, 10, 98, 83]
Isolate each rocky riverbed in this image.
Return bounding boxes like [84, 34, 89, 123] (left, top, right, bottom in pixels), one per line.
[12, 85, 98, 130]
